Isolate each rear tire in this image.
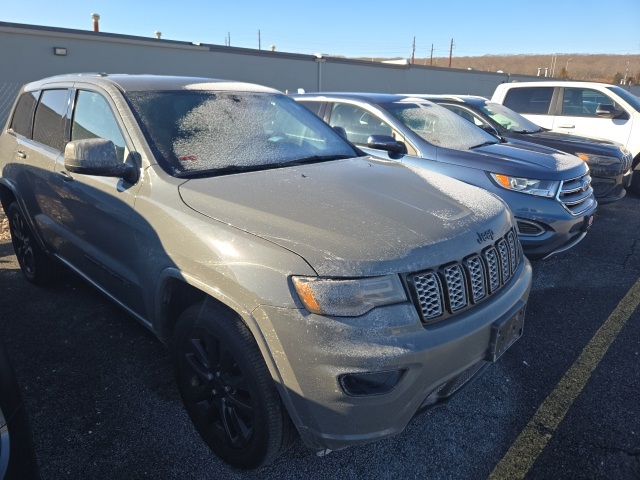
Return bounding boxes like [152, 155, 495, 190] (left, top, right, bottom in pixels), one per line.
[7, 202, 62, 284]
[172, 301, 294, 469]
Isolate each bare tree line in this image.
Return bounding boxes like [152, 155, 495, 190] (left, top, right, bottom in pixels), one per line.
[367, 54, 640, 84]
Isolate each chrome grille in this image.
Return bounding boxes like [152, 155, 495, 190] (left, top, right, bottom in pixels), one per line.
[558, 172, 596, 216]
[410, 228, 520, 324]
[622, 152, 633, 173]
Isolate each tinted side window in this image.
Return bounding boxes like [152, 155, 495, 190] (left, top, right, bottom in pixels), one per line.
[329, 103, 393, 145]
[72, 90, 127, 162]
[503, 87, 554, 115]
[32, 89, 69, 151]
[9, 91, 38, 137]
[561, 88, 618, 116]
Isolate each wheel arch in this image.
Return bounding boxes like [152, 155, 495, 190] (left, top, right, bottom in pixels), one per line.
[155, 269, 285, 383]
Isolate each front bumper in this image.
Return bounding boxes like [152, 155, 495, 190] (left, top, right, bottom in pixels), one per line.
[590, 169, 631, 204]
[252, 258, 532, 452]
[513, 201, 597, 260]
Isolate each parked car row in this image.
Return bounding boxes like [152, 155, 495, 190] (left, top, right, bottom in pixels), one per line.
[412, 94, 633, 203]
[0, 74, 532, 469]
[293, 93, 597, 260]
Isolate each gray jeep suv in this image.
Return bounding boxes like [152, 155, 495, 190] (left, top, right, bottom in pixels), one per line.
[0, 74, 531, 469]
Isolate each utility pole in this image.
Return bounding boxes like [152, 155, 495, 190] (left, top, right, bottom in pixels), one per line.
[411, 36, 415, 64]
[430, 43, 434, 66]
[258, 30, 261, 50]
[448, 38, 454, 68]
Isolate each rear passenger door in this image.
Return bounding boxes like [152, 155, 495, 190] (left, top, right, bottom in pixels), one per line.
[501, 86, 556, 129]
[16, 87, 71, 252]
[552, 87, 632, 146]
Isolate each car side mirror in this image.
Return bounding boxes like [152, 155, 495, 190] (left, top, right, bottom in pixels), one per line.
[595, 103, 626, 119]
[64, 138, 138, 183]
[367, 135, 406, 154]
[333, 125, 348, 140]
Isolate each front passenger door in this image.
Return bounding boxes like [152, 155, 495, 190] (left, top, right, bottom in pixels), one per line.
[327, 102, 412, 160]
[552, 87, 632, 146]
[53, 88, 145, 316]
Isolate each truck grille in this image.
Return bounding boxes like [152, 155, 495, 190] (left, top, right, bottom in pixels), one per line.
[621, 152, 633, 173]
[558, 172, 596, 216]
[409, 228, 520, 324]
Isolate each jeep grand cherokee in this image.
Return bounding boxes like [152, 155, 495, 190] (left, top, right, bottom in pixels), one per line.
[0, 74, 531, 469]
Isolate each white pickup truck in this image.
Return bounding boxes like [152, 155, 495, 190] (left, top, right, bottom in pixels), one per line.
[492, 81, 640, 191]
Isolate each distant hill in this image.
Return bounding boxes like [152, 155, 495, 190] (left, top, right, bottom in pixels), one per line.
[362, 54, 640, 84]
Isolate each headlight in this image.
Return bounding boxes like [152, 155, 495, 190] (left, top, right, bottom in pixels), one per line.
[291, 275, 407, 316]
[489, 173, 560, 198]
[575, 153, 619, 166]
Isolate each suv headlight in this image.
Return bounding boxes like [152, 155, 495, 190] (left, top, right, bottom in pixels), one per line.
[489, 173, 560, 198]
[292, 275, 407, 316]
[575, 153, 618, 166]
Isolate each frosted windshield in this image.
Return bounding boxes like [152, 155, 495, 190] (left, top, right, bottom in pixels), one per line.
[384, 101, 498, 151]
[480, 102, 542, 133]
[126, 91, 357, 176]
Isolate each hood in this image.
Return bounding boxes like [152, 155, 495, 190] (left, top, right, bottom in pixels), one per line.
[448, 141, 588, 180]
[178, 157, 511, 276]
[523, 131, 623, 157]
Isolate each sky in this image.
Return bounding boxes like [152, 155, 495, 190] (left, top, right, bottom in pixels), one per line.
[2, 1, 640, 59]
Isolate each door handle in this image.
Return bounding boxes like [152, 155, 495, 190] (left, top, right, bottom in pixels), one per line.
[557, 124, 575, 129]
[16, 150, 26, 159]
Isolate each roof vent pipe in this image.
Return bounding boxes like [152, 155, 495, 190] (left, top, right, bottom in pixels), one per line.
[155, 31, 162, 39]
[91, 13, 100, 32]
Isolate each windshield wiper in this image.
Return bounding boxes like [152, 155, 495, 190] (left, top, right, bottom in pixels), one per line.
[175, 155, 355, 178]
[511, 129, 542, 134]
[175, 164, 275, 178]
[469, 141, 498, 149]
[288, 154, 354, 165]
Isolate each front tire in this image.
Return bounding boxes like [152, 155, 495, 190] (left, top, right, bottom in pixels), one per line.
[7, 202, 61, 284]
[172, 301, 294, 469]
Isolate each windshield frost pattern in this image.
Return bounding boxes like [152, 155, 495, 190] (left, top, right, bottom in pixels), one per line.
[127, 91, 355, 175]
[387, 102, 496, 151]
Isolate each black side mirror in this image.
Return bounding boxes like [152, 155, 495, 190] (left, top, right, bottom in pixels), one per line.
[366, 135, 406, 154]
[333, 125, 348, 140]
[64, 138, 138, 183]
[595, 103, 625, 119]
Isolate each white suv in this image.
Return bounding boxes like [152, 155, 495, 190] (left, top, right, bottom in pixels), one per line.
[492, 81, 640, 190]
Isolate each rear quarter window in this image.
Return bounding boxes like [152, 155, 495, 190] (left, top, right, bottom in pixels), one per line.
[32, 89, 69, 152]
[9, 91, 39, 138]
[503, 87, 554, 115]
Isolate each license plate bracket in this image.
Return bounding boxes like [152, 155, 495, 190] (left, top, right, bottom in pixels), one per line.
[485, 305, 526, 362]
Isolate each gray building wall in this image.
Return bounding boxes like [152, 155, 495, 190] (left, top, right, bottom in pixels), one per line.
[1, 21, 639, 126]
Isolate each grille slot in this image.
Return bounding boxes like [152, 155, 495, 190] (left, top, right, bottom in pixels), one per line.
[410, 228, 520, 324]
[443, 264, 467, 311]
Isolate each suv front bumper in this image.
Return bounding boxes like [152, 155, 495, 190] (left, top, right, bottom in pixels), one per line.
[252, 258, 532, 452]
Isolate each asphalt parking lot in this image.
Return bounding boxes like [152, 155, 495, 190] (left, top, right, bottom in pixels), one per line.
[1, 194, 639, 480]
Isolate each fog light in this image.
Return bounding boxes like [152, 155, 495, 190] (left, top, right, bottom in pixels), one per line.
[339, 369, 406, 397]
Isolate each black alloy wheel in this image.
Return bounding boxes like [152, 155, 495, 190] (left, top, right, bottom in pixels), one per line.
[172, 302, 294, 469]
[7, 202, 60, 284]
